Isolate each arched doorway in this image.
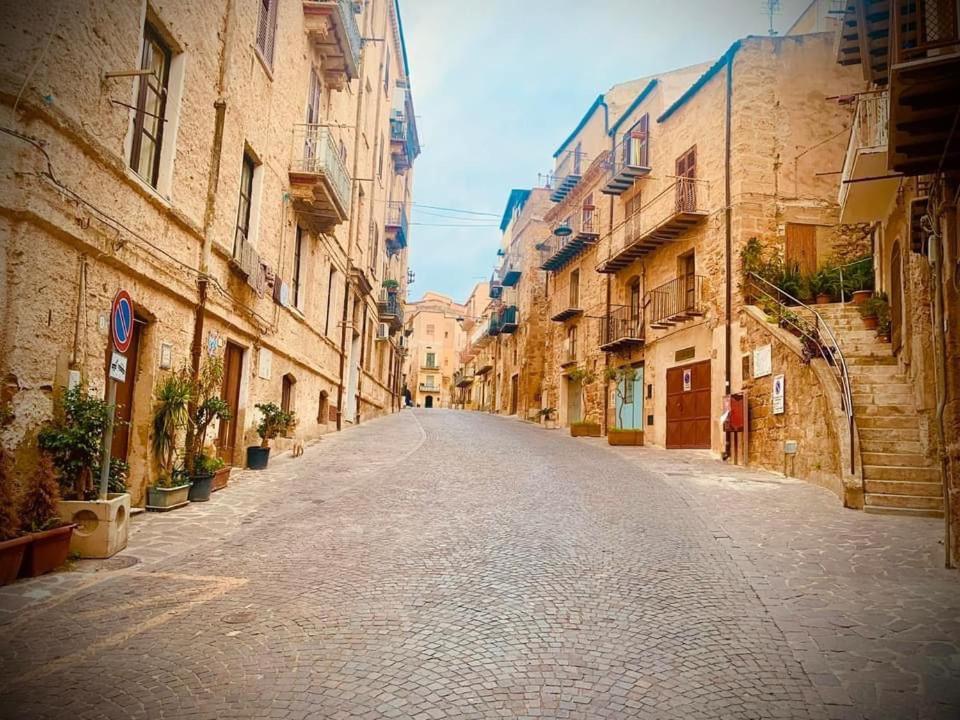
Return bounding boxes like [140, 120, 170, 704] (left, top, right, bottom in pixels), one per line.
[424, 395, 434, 408]
[890, 241, 903, 353]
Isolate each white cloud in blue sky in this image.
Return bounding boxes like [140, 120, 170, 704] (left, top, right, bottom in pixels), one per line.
[400, 0, 815, 302]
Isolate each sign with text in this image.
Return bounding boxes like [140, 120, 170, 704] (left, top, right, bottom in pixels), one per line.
[109, 351, 128, 383]
[772, 374, 785, 415]
[682, 368, 692, 392]
[753, 345, 772, 378]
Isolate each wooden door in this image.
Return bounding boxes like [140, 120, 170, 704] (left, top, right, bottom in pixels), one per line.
[218, 342, 244, 464]
[510, 374, 518, 415]
[679, 252, 696, 311]
[106, 317, 145, 463]
[785, 223, 817, 276]
[615, 366, 644, 429]
[891, 241, 903, 353]
[675, 146, 697, 212]
[567, 376, 582, 424]
[666, 360, 711, 449]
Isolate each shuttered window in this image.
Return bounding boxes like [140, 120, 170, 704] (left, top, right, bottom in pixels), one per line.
[129, 25, 171, 187]
[255, 0, 278, 68]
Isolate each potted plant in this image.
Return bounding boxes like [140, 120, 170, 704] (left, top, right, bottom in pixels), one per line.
[847, 259, 875, 304]
[38, 385, 131, 559]
[185, 358, 231, 502]
[207, 453, 231, 492]
[247, 403, 297, 469]
[18, 453, 75, 578]
[859, 293, 881, 330]
[605, 367, 644, 446]
[147, 370, 192, 512]
[567, 367, 601, 437]
[0, 432, 30, 586]
[809, 267, 836, 305]
[383, 278, 400, 295]
[538, 407, 557, 430]
[875, 296, 892, 342]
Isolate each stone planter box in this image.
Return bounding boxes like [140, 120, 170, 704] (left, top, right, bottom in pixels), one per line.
[212, 466, 232, 492]
[20, 525, 75, 578]
[0, 535, 31, 586]
[570, 423, 601, 437]
[608, 429, 644, 446]
[146, 483, 191, 512]
[57, 493, 130, 559]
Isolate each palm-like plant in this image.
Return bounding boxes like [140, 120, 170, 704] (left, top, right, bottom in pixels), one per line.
[151, 370, 192, 482]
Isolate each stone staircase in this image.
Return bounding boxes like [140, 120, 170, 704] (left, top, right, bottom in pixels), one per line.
[815, 303, 943, 518]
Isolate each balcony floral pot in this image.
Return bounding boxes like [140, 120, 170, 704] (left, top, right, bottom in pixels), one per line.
[570, 422, 601, 438]
[608, 429, 644, 446]
[20, 524, 76, 579]
[146, 481, 191, 512]
[862, 315, 878, 330]
[0, 535, 31, 586]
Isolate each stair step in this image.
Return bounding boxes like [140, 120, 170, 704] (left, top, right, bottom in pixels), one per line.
[864, 493, 944, 511]
[852, 391, 914, 404]
[857, 415, 919, 429]
[847, 365, 907, 378]
[863, 505, 945, 519]
[852, 382, 913, 393]
[859, 439, 924, 454]
[853, 404, 915, 417]
[861, 452, 931, 466]
[843, 351, 899, 362]
[863, 464, 940, 481]
[858, 427, 921, 442]
[864, 479, 942, 496]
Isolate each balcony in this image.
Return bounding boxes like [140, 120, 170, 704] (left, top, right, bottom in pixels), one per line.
[471, 320, 492, 348]
[488, 312, 503, 337]
[476, 360, 493, 376]
[601, 131, 651, 196]
[385, 201, 408, 253]
[550, 280, 583, 322]
[647, 275, 705, 330]
[550, 148, 588, 202]
[454, 369, 474, 388]
[499, 248, 523, 287]
[489, 282, 503, 300]
[838, 91, 899, 223]
[539, 209, 600, 272]
[838, 0, 960, 175]
[289, 125, 351, 228]
[302, 0, 362, 87]
[419, 382, 439, 393]
[390, 114, 417, 172]
[499, 305, 519, 333]
[600, 305, 644, 352]
[377, 288, 403, 330]
[421, 363, 440, 371]
[597, 177, 709, 274]
[459, 345, 477, 364]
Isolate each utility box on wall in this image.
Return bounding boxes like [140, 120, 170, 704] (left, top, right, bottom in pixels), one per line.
[724, 392, 745, 432]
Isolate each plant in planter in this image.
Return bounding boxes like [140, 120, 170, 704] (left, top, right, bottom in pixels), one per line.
[567, 367, 601, 437]
[185, 358, 231, 502]
[859, 292, 884, 330]
[538, 407, 557, 429]
[605, 367, 643, 446]
[0, 441, 30, 586]
[845, 259, 875, 304]
[39, 385, 131, 559]
[383, 278, 400, 295]
[248, 403, 297, 469]
[875, 296, 892, 341]
[148, 370, 193, 512]
[18, 453, 75, 578]
[809, 266, 837, 304]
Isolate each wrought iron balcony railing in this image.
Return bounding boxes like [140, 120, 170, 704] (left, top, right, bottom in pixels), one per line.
[838, 90, 895, 222]
[499, 305, 519, 333]
[598, 177, 709, 274]
[302, 0, 361, 80]
[385, 200, 409, 251]
[892, 0, 959, 66]
[539, 208, 600, 272]
[647, 275, 705, 329]
[602, 131, 652, 196]
[550, 278, 583, 322]
[550, 148, 588, 202]
[290, 124, 352, 220]
[600, 304, 644, 352]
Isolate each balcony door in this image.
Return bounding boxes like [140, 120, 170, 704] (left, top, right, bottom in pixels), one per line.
[676, 146, 697, 212]
[569, 269, 580, 308]
[679, 252, 696, 312]
[581, 194, 595, 234]
[627, 114, 649, 167]
[629, 278, 642, 325]
[304, 70, 322, 163]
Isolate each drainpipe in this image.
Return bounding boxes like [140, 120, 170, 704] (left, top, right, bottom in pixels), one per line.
[722, 50, 735, 460]
[337, 2, 372, 431]
[72, 254, 87, 370]
[603, 192, 613, 435]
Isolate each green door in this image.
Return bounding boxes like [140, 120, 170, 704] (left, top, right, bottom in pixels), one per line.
[615, 367, 644, 429]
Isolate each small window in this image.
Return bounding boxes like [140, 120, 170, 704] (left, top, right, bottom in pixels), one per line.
[281, 373, 296, 415]
[129, 24, 171, 187]
[292, 226, 305, 309]
[255, 0, 278, 68]
[235, 152, 256, 252]
[569, 269, 580, 307]
[378, 132, 385, 179]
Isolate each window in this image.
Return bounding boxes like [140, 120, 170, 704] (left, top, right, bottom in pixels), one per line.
[567, 326, 577, 361]
[676, 146, 697, 212]
[629, 277, 641, 322]
[255, 0, 278, 68]
[235, 153, 256, 253]
[281, 374, 296, 415]
[368, 223, 379, 274]
[426, 352, 436, 368]
[569, 269, 580, 307]
[679, 251, 696, 311]
[383, 46, 390, 93]
[324, 267, 337, 336]
[292, 226, 305, 310]
[307, 70, 322, 124]
[627, 114, 650, 167]
[624, 377, 635, 404]
[129, 25, 171, 187]
[317, 391, 329, 424]
[426, 324, 435, 336]
[377, 132, 385, 179]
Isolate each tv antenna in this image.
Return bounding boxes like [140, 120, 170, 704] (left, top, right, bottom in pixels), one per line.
[763, 0, 782, 35]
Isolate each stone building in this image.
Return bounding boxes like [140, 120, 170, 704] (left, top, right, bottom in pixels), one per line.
[0, 0, 419, 506]
[454, 281, 493, 411]
[832, 0, 960, 564]
[402, 292, 469, 408]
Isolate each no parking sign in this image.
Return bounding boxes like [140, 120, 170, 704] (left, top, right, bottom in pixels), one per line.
[111, 289, 135, 354]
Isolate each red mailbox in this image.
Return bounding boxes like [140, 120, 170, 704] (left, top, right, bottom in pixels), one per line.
[724, 393, 745, 432]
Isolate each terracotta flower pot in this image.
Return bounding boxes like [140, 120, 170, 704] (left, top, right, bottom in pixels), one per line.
[0, 535, 31, 586]
[20, 525, 75, 578]
[852, 290, 872, 305]
[146, 483, 191, 512]
[212, 466, 231, 492]
[862, 315, 878, 330]
[815, 293, 832, 305]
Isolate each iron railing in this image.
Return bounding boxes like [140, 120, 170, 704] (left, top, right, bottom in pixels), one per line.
[377, 289, 403, 322]
[600, 177, 709, 267]
[500, 305, 519, 332]
[555, 147, 586, 182]
[647, 275, 705, 327]
[610, 131, 650, 176]
[291, 124, 351, 213]
[746, 272, 859, 476]
[539, 210, 599, 268]
[892, 0, 960, 65]
[601, 304, 644, 346]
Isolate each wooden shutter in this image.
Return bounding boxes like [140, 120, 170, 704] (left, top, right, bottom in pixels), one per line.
[785, 223, 817, 276]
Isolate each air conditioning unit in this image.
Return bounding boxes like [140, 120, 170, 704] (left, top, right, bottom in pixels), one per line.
[376, 322, 390, 341]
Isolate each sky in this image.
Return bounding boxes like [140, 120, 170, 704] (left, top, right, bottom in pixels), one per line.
[400, 0, 820, 303]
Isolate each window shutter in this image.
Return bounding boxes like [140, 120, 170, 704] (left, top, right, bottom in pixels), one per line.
[256, 0, 278, 66]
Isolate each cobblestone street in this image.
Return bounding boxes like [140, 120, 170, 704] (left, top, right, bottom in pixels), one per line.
[1, 410, 957, 720]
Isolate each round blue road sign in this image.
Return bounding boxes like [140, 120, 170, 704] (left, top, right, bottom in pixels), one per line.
[112, 290, 134, 354]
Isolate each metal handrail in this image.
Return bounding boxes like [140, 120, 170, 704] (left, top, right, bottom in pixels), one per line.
[646, 275, 705, 326]
[746, 271, 859, 476]
[602, 304, 644, 345]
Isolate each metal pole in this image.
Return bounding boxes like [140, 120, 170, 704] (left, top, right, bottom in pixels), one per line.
[99, 379, 117, 499]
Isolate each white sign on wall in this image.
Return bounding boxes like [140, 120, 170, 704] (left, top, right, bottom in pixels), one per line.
[258, 347, 272, 380]
[682, 368, 692, 392]
[753, 345, 772, 378]
[772, 374, 785, 415]
[108, 351, 128, 383]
